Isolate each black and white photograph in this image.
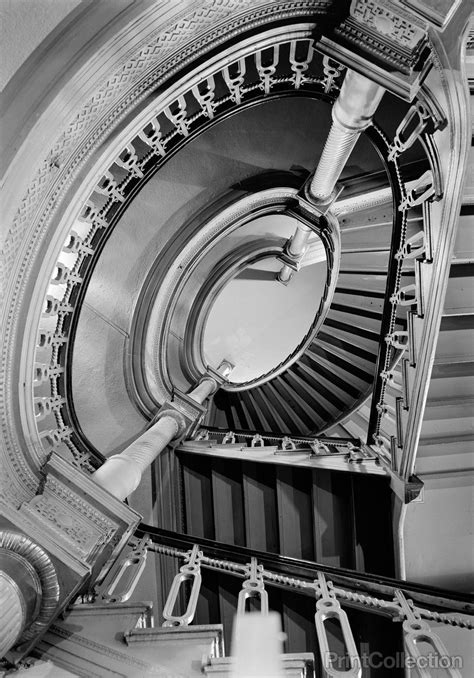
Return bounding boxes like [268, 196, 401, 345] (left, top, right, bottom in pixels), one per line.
[0, 1, 473, 675]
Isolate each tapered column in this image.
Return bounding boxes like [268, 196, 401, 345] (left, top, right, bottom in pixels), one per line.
[93, 363, 234, 500]
[278, 69, 385, 283]
[92, 413, 181, 500]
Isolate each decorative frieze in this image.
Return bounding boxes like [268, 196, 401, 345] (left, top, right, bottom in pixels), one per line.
[351, 0, 426, 49]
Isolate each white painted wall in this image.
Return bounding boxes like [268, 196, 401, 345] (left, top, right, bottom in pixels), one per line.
[404, 474, 474, 592]
[0, 0, 82, 90]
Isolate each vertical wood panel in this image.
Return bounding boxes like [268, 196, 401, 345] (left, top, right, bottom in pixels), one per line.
[181, 453, 214, 539]
[281, 591, 317, 655]
[312, 469, 355, 568]
[276, 466, 314, 560]
[242, 461, 279, 552]
[217, 573, 241, 653]
[194, 568, 220, 627]
[211, 458, 245, 546]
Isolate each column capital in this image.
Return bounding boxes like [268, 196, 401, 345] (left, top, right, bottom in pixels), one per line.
[150, 390, 207, 444]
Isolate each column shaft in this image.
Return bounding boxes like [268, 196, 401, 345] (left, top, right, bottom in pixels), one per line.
[188, 378, 218, 404]
[93, 414, 179, 500]
[92, 373, 225, 500]
[309, 70, 385, 202]
[0, 571, 25, 656]
[279, 70, 384, 283]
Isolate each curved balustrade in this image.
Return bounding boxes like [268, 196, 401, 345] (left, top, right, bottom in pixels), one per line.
[93, 529, 472, 677]
[366, 41, 471, 485]
[31, 32, 347, 467]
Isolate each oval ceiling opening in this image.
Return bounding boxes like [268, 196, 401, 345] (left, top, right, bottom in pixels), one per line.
[202, 215, 327, 384]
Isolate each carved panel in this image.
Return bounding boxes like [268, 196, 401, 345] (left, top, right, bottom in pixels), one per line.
[20, 476, 117, 560]
[332, 0, 429, 77]
[351, 0, 426, 49]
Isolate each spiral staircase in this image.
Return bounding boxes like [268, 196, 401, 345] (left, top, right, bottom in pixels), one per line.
[1, 1, 473, 675]
[209, 192, 422, 436]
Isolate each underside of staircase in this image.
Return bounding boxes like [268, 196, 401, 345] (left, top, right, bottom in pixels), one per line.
[1, 1, 473, 675]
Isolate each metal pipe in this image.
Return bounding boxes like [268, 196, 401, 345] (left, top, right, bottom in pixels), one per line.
[277, 224, 311, 283]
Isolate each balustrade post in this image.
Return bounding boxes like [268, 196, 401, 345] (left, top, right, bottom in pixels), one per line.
[237, 557, 269, 615]
[314, 572, 362, 678]
[394, 590, 462, 678]
[162, 544, 202, 627]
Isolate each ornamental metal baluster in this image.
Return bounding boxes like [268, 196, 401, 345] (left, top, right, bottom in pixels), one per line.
[95, 170, 125, 202]
[222, 431, 236, 444]
[280, 436, 296, 452]
[396, 230, 426, 262]
[398, 170, 435, 212]
[394, 590, 462, 678]
[164, 95, 189, 137]
[34, 363, 64, 384]
[310, 440, 332, 455]
[314, 572, 362, 678]
[195, 428, 210, 441]
[145, 533, 474, 634]
[138, 118, 166, 157]
[42, 295, 73, 317]
[51, 262, 82, 286]
[321, 56, 344, 94]
[255, 45, 280, 94]
[390, 283, 417, 308]
[289, 39, 314, 89]
[115, 144, 144, 178]
[192, 75, 217, 119]
[96, 535, 150, 604]
[78, 201, 109, 229]
[162, 544, 202, 627]
[37, 331, 67, 349]
[39, 426, 73, 450]
[387, 102, 445, 164]
[34, 396, 64, 421]
[62, 231, 94, 256]
[223, 58, 246, 104]
[237, 557, 269, 615]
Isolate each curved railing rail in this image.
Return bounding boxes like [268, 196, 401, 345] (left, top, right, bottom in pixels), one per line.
[91, 529, 473, 677]
[32, 32, 345, 468]
[366, 21, 471, 488]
